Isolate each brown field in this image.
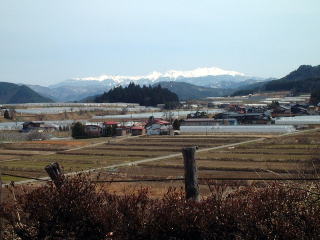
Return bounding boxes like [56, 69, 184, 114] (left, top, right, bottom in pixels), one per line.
[0, 116, 13, 123]
[0, 134, 260, 182]
[1, 129, 320, 198]
[8, 110, 122, 122]
[93, 129, 319, 196]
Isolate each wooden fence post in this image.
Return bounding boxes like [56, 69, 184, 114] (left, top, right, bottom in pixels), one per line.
[182, 147, 200, 201]
[45, 162, 64, 187]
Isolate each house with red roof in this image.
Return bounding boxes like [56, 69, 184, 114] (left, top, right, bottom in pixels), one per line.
[131, 126, 146, 136]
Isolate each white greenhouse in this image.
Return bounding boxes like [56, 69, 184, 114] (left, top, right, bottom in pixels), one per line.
[275, 116, 320, 125]
[180, 125, 296, 134]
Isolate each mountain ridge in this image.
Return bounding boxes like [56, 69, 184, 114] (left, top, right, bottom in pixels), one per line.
[72, 66, 246, 82]
[154, 81, 232, 100]
[29, 67, 266, 102]
[232, 65, 320, 96]
[0, 82, 53, 104]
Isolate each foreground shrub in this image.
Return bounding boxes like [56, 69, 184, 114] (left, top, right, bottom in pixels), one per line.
[1, 175, 320, 240]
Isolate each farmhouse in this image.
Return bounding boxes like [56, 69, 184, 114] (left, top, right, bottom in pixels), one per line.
[23, 121, 43, 130]
[146, 120, 173, 135]
[103, 121, 120, 127]
[131, 126, 146, 136]
[215, 112, 271, 124]
[22, 121, 58, 132]
[290, 104, 309, 115]
[103, 121, 120, 136]
[116, 126, 130, 136]
[84, 124, 103, 137]
[270, 106, 291, 117]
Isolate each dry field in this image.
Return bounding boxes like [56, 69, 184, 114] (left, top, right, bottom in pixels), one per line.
[1, 129, 320, 197]
[0, 116, 11, 123]
[6, 110, 121, 122]
[0, 133, 261, 183]
[96, 129, 320, 195]
[122, 131, 320, 178]
[0, 137, 110, 181]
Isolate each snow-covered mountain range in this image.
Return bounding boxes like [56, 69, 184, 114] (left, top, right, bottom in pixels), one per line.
[72, 67, 246, 83]
[28, 67, 268, 102]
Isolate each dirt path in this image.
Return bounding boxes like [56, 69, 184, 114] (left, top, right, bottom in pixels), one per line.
[0, 135, 142, 163]
[10, 127, 320, 185]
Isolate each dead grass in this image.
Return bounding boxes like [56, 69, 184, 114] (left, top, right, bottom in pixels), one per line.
[1, 129, 320, 185]
[21, 140, 87, 146]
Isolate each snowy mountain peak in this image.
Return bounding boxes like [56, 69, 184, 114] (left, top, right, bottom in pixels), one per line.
[73, 66, 246, 83]
[162, 67, 245, 79]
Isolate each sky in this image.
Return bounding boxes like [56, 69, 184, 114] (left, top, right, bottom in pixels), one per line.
[0, 0, 320, 86]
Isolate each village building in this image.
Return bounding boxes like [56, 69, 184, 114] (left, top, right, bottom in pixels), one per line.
[116, 126, 130, 136]
[146, 119, 173, 135]
[187, 111, 209, 119]
[131, 126, 146, 136]
[22, 121, 58, 132]
[270, 104, 310, 117]
[22, 121, 43, 130]
[290, 104, 309, 115]
[84, 124, 103, 138]
[215, 112, 271, 124]
[103, 121, 120, 136]
[181, 118, 237, 126]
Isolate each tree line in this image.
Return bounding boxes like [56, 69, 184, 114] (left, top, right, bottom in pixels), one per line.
[310, 88, 320, 105]
[95, 83, 179, 109]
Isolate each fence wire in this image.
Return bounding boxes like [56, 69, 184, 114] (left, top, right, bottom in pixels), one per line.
[2, 173, 320, 183]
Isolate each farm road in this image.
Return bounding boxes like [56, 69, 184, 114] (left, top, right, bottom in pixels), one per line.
[0, 134, 142, 163]
[12, 127, 320, 185]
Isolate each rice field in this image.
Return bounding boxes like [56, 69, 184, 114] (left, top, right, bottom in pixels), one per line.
[0, 129, 319, 189]
[96, 128, 320, 196]
[0, 134, 260, 182]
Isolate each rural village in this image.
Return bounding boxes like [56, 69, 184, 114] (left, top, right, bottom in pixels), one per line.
[0, 91, 319, 185]
[1, 1, 320, 238]
[1, 84, 320, 238]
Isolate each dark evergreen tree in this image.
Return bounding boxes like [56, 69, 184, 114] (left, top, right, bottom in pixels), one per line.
[268, 100, 280, 110]
[71, 122, 85, 139]
[95, 83, 179, 107]
[172, 119, 181, 130]
[310, 88, 320, 105]
[3, 109, 10, 119]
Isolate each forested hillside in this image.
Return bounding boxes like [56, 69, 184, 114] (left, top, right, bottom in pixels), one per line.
[95, 83, 179, 107]
[232, 65, 320, 96]
[0, 82, 53, 104]
[156, 81, 231, 100]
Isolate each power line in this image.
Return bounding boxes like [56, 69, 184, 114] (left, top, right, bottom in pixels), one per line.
[93, 178, 184, 183]
[92, 177, 320, 183]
